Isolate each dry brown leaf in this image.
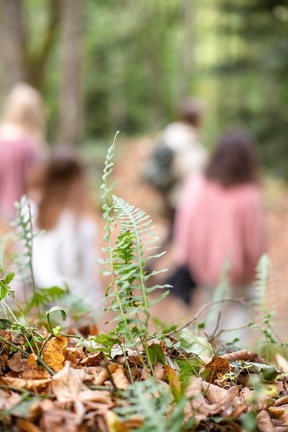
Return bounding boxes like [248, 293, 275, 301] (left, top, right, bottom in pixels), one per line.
[43, 336, 68, 372]
[0, 388, 21, 410]
[221, 349, 261, 362]
[241, 386, 274, 411]
[105, 410, 143, 432]
[110, 364, 129, 390]
[275, 397, 288, 407]
[80, 351, 106, 367]
[40, 405, 87, 432]
[82, 365, 109, 385]
[257, 410, 274, 431]
[201, 355, 231, 383]
[22, 353, 50, 380]
[165, 365, 181, 398]
[52, 361, 88, 403]
[0, 376, 51, 391]
[64, 347, 85, 366]
[154, 363, 165, 381]
[276, 354, 288, 373]
[140, 367, 151, 380]
[269, 405, 288, 419]
[78, 389, 112, 404]
[16, 419, 42, 432]
[7, 350, 26, 373]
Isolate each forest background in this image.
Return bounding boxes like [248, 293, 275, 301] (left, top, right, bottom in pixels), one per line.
[0, 0, 287, 177]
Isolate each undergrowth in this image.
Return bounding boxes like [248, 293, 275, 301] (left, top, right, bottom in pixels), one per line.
[0, 135, 288, 431]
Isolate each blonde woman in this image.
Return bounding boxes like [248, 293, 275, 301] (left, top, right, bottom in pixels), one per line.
[0, 83, 46, 221]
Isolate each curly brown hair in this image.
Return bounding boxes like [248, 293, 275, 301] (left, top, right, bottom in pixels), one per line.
[205, 129, 259, 187]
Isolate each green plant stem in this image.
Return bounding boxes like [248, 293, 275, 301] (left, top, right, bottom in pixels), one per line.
[36, 357, 55, 376]
[0, 336, 29, 357]
[5, 293, 41, 356]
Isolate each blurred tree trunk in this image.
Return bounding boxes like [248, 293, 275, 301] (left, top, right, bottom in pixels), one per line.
[179, 1, 196, 100]
[58, 0, 83, 146]
[25, 0, 61, 92]
[0, 0, 26, 99]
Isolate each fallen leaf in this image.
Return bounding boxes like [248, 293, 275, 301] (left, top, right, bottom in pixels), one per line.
[78, 389, 112, 404]
[105, 410, 143, 432]
[165, 365, 181, 399]
[80, 351, 106, 367]
[201, 355, 231, 383]
[7, 350, 26, 373]
[0, 376, 51, 391]
[257, 410, 274, 431]
[43, 336, 68, 372]
[65, 347, 85, 366]
[22, 353, 49, 380]
[275, 353, 288, 373]
[109, 364, 129, 390]
[154, 363, 165, 381]
[221, 349, 261, 362]
[82, 365, 109, 385]
[275, 397, 288, 407]
[52, 362, 87, 403]
[16, 419, 42, 432]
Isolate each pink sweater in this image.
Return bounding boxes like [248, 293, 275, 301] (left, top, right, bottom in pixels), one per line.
[0, 137, 38, 220]
[173, 174, 266, 286]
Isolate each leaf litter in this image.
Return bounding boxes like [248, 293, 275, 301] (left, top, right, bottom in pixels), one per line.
[1, 329, 288, 431]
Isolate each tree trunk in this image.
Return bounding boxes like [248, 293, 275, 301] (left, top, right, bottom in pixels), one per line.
[0, 0, 26, 99]
[179, 0, 195, 100]
[57, 0, 83, 146]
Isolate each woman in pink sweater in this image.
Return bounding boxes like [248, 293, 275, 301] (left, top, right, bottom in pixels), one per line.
[172, 130, 266, 331]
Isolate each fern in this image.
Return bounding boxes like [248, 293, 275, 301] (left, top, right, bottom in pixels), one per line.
[12, 196, 37, 294]
[115, 379, 186, 432]
[97, 135, 169, 370]
[251, 254, 273, 314]
[249, 254, 279, 346]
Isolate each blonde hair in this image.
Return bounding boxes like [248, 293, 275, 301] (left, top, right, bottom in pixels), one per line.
[1, 83, 46, 145]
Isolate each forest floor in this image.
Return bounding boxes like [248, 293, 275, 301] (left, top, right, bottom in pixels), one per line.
[95, 137, 288, 344]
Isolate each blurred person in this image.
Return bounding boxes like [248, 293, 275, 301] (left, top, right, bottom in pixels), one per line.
[0, 83, 47, 221]
[171, 129, 266, 335]
[27, 146, 103, 324]
[144, 99, 209, 227]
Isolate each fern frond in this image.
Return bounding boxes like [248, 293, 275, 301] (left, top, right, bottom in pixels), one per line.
[99, 136, 169, 373]
[251, 254, 273, 314]
[115, 379, 185, 432]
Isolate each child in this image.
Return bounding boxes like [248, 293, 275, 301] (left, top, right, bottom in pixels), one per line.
[27, 147, 103, 323]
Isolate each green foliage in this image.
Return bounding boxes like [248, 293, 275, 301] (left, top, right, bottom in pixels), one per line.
[115, 379, 187, 432]
[97, 135, 169, 370]
[12, 196, 37, 291]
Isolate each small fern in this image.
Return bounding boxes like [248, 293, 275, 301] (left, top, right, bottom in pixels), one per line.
[115, 379, 186, 432]
[251, 254, 273, 313]
[249, 254, 279, 347]
[12, 196, 37, 294]
[97, 135, 169, 371]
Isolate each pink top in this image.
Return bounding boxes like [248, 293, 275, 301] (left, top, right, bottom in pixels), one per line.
[0, 138, 38, 220]
[173, 174, 266, 286]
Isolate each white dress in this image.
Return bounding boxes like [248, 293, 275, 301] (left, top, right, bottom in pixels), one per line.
[31, 206, 103, 318]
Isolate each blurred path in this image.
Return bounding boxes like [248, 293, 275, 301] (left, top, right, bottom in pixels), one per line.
[97, 138, 288, 342]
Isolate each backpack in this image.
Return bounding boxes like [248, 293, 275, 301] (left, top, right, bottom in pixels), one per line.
[144, 139, 176, 194]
